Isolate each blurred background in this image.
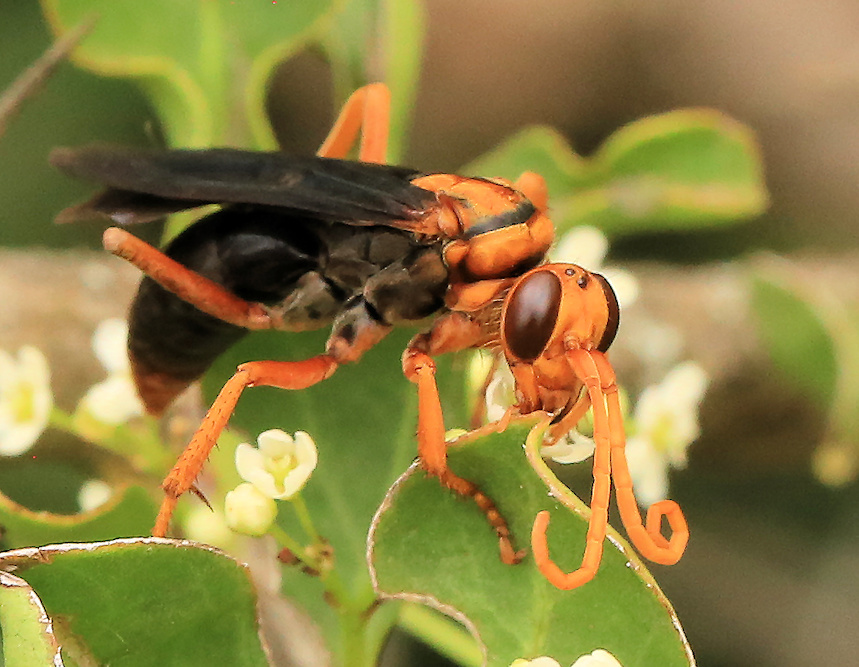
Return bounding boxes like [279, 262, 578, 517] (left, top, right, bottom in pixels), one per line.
[2, 1, 859, 665]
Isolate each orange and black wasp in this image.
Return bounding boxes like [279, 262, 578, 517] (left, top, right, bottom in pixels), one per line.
[51, 83, 687, 588]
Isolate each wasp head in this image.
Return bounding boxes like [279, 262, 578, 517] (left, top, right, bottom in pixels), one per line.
[499, 263, 619, 414]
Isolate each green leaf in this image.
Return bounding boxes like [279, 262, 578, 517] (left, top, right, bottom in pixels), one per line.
[0, 572, 62, 666]
[751, 260, 859, 486]
[0, 539, 269, 666]
[0, 485, 157, 550]
[318, 0, 425, 163]
[750, 273, 837, 406]
[205, 328, 467, 661]
[378, 0, 425, 163]
[369, 419, 693, 667]
[40, 0, 338, 147]
[464, 110, 768, 238]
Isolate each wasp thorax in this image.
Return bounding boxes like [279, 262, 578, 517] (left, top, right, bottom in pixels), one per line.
[501, 269, 562, 362]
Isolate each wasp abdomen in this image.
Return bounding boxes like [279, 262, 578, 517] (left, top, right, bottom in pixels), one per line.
[129, 205, 447, 411]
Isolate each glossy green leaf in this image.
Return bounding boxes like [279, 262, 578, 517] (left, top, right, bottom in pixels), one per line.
[464, 110, 768, 238]
[0, 485, 156, 550]
[0, 572, 62, 666]
[0, 539, 269, 666]
[369, 419, 693, 667]
[41, 0, 338, 147]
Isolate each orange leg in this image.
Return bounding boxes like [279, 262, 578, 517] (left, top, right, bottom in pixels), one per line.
[153, 356, 338, 536]
[316, 82, 390, 163]
[402, 313, 524, 564]
[592, 352, 689, 564]
[530, 348, 613, 589]
[513, 172, 548, 213]
[546, 391, 591, 443]
[103, 228, 273, 330]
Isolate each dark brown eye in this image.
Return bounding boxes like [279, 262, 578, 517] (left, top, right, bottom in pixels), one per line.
[595, 273, 620, 352]
[503, 271, 562, 361]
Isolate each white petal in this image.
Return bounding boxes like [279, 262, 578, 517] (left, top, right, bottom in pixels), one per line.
[0, 347, 53, 456]
[273, 432, 318, 500]
[0, 419, 45, 456]
[293, 431, 318, 469]
[485, 364, 515, 422]
[663, 361, 709, 406]
[542, 431, 596, 464]
[551, 225, 608, 268]
[92, 319, 130, 374]
[600, 267, 639, 309]
[78, 479, 112, 512]
[510, 658, 562, 667]
[79, 375, 144, 425]
[257, 429, 294, 458]
[235, 443, 280, 497]
[624, 437, 669, 507]
[572, 649, 624, 667]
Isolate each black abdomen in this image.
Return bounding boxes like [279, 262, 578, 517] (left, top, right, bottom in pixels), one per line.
[128, 205, 448, 396]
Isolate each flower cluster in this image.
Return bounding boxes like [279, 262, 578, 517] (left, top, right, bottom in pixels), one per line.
[225, 429, 318, 536]
[0, 320, 151, 511]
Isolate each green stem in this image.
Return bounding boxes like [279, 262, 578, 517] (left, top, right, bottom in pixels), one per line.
[338, 606, 369, 667]
[399, 604, 482, 667]
[291, 492, 322, 543]
[268, 523, 315, 564]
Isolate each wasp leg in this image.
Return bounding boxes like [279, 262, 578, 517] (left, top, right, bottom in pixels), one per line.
[402, 314, 524, 565]
[530, 348, 613, 589]
[316, 82, 390, 163]
[103, 228, 271, 331]
[153, 355, 339, 537]
[546, 392, 591, 442]
[592, 352, 689, 564]
[513, 172, 548, 213]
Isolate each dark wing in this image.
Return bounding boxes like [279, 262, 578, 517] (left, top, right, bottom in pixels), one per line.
[50, 146, 437, 228]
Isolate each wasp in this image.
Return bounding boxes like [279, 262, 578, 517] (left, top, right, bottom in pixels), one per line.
[51, 83, 687, 588]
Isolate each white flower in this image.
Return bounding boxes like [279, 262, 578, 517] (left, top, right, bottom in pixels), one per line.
[510, 658, 561, 667]
[551, 225, 639, 308]
[235, 429, 318, 500]
[571, 649, 624, 667]
[484, 361, 516, 422]
[0, 346, 53, 456]
[77, 479, 112, 512]
[77, 319, 145, 425]
[542, 430, 596, 464]
[626, 361, 709, 506]
[225, 483, 278, 536]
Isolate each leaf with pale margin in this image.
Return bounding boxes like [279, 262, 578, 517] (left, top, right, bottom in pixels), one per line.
[0, 539, 269, 666]
[464, 110, 768, 238]
[369, 418, 694, 667]
[0, 485, 156, 550]
[40, 0, 338, 147]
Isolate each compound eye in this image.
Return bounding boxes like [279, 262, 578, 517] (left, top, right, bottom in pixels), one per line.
[503, 270, 562, 361]
[594, 273, 620, 352]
